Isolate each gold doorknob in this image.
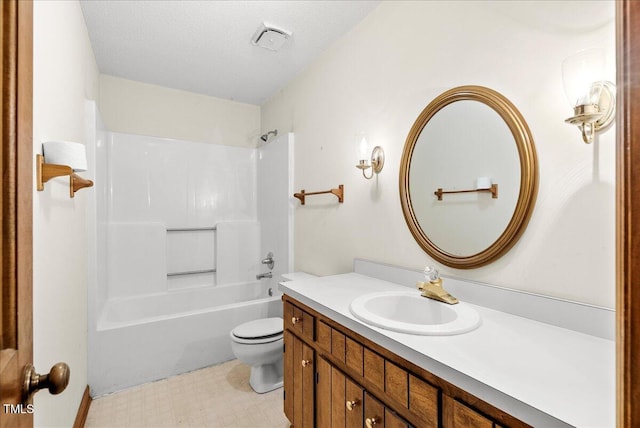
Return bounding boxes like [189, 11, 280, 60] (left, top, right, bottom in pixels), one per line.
[365, 417, 379, 428]
[346, 399, 359, 411]
[291, 316, 301, 325]
[23, 363, 70, 402]
[301, 359, 311, 368]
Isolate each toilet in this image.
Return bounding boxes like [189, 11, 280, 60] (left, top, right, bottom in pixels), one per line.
[230, 317, 284, 393]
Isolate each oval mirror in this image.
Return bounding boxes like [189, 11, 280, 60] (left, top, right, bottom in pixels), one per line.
[400, 86, 538, 268]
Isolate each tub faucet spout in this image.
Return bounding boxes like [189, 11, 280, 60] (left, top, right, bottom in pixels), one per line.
[256, 272, 272, 280]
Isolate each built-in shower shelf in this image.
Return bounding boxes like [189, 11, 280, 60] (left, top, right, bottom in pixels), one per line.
[167, 268, 217, 277]
[166, 227, 217, 280]
[166, 227, 217, 232]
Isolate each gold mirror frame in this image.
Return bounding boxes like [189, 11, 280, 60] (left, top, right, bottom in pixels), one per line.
[399, 86, 538, 269]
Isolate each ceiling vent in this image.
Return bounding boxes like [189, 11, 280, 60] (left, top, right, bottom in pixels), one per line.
[251, 22, 291, 52]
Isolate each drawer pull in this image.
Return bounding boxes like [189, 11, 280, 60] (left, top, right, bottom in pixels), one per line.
[346, 399, 359, 411]
[291, 316, 301, 325]
[301, 359, 311, 368]
[365, 417, 379, 428]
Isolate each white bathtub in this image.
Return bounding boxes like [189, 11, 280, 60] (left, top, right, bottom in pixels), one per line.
[89, 280, 283, 397]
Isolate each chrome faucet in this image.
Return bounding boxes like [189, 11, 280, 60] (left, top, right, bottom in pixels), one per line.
[416, 266, 458, 305]
[256, 272, 272, 280]
[261, 252, 275, 270]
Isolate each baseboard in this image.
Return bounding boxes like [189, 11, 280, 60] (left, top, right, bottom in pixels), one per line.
[73, 385, 92, 428]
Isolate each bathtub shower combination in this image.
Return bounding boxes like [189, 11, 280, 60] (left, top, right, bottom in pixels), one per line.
[86, 106, 292, 396]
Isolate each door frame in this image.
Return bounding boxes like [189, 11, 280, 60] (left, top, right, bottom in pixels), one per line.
[0, 0, 33, 426]
[616, 1, 640, 426]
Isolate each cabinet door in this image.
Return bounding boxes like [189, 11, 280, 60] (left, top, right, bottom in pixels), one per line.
[332, 367, 347, 427]
[301, 338, 315, 427]
[284, 331, 315, 427]
[385, 409, 410, 428]
[317, 357, 332, 428]
[364, 393, 385, 428]
[284, 331, 294, 423]
[345, 377, 365, 428]
[317, 357, 365, 428]
[364, 392, 411, 428]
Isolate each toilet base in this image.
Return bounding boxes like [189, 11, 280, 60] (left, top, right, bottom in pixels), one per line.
[249, 361, 284, 394]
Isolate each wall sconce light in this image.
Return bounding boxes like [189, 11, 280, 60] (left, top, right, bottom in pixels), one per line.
[562, 48, 616, 144]
[355, 133, 384, 180]
[36, 141, 93, 198]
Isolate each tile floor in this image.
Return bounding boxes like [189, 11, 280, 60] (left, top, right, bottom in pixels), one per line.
[85, 359, 290, 428]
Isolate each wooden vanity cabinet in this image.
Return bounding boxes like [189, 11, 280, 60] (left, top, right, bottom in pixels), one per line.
[283, 296, 528, 428]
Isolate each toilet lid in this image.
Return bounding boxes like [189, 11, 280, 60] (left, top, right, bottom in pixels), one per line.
[232, 317, 283, 340]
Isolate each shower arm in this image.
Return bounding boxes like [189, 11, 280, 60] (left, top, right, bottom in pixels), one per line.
[260, 130, 278, 142]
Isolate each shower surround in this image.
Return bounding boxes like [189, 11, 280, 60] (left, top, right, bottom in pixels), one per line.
[87, 105, 292, 396]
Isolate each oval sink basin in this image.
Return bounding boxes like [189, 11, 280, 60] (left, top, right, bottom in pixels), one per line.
[349, 291, 481, 335]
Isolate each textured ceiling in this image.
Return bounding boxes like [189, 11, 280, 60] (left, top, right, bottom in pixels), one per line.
[80, 0, 380, 105]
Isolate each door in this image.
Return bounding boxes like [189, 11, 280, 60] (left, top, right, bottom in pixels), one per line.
[1, 2, 69, 427]
[1, 1, 34, 426]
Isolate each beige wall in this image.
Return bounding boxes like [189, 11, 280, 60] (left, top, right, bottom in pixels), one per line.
[32, 1, 99, 426]
[27, 6, 616, 427]
[261, 1, 616, 308]
[99, 75, 261, 147]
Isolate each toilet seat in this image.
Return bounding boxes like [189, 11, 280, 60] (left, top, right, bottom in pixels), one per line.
[231, 333, 283, 345]
[231, 317, 283, 344]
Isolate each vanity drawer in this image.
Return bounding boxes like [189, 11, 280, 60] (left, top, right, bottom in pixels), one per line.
[332, 328, 346, 363]
[317, 320, 332, 352]
[364, 348, 385, 391]
[443, 395, 495, 428]
[284, 300, 315, 342]
[318, 322, 364, 377]
[385, 360, 409, 407]
[346, 336, 364, 376]
[409, 375, 439, 428]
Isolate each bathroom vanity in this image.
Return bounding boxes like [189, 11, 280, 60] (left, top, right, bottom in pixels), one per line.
[280, 261, 614, 428]
[280, 86, 613, 427]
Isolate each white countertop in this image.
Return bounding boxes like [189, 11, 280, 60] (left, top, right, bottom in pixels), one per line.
[280, 273, 615, 428]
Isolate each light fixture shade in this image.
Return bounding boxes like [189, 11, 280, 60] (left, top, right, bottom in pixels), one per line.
[562, 48, 606, 108]
[42, 141, 87, 172]
[357, 132, 368, 160]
